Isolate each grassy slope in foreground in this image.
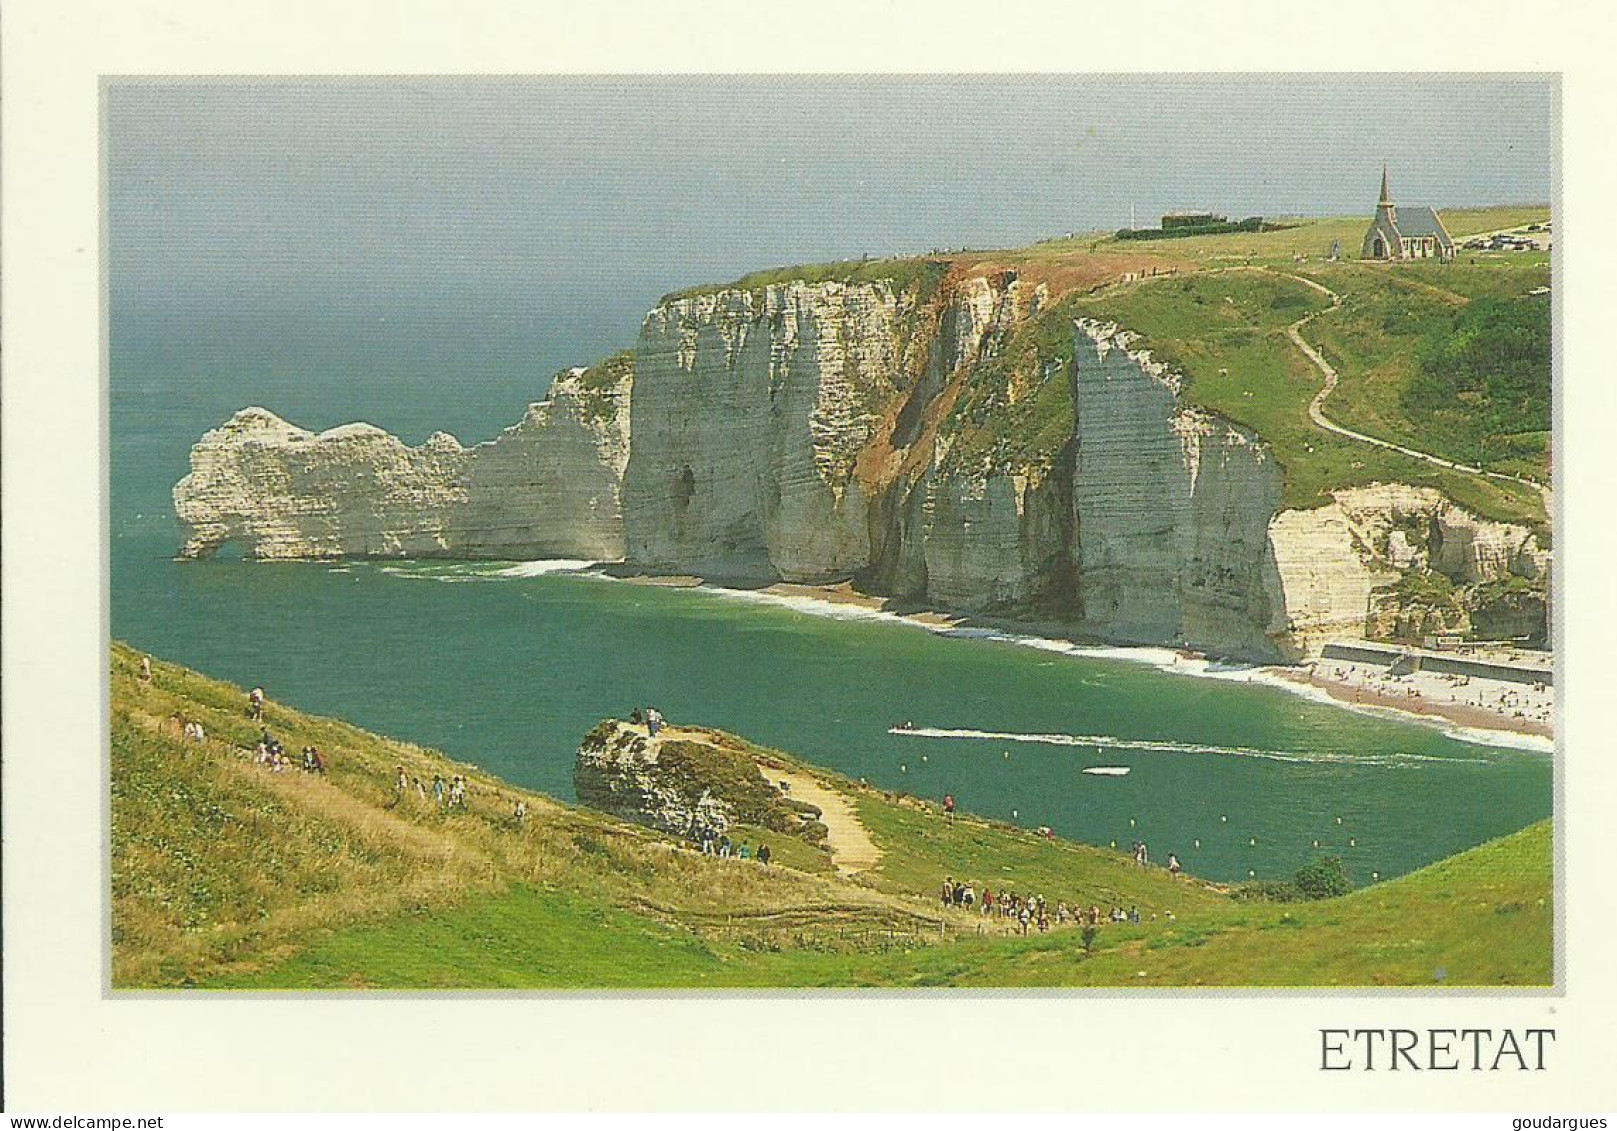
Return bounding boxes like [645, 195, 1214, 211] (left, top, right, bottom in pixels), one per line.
[112, 644, 1551, 988]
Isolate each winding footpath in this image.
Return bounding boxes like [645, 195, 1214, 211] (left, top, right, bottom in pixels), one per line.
[1277, 271, 1552, 513]
[761, 764, 883, 878]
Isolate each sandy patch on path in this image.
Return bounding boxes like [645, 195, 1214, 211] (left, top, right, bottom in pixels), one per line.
[760, 764, 883, 878]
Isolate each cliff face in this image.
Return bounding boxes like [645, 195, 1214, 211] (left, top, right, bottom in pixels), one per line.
[174, 361, 630, 561]
[173, 267, 1550, 660]
[1072, 321, 1285, 658]
[621, 283, 906, 582]
[622, 272, 1078, 611]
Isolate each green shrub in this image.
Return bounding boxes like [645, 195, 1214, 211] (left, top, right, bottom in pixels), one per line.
[1294, 856, 1352, 900]
[1231, 880, 1302, 903]
[785, 797, 823, 820]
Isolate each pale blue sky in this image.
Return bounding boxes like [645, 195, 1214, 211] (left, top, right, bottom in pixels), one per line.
[107, 75, 1554, 410]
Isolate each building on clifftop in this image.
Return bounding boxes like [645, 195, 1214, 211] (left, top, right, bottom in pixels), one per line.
[1361, 166, 1455, 261]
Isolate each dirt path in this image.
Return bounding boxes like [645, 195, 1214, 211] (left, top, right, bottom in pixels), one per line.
[1277, 272, 1552, 513]
[761, 765, 883, 878]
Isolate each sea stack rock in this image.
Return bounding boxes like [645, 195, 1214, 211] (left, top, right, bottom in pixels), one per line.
[173, 356, 632, 560]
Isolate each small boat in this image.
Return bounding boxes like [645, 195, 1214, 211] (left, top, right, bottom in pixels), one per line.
[1083, 766, 1131, 777]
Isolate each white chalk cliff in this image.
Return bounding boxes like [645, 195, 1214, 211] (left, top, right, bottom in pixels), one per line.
[174, 273, 1549, 660]
[174, 360, 631, 561]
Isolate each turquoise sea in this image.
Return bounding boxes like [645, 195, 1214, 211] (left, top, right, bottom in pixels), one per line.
[109, 313, 1552, 885]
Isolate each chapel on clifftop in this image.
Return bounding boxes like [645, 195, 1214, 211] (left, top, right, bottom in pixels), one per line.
[1361, 166, 1455, 261]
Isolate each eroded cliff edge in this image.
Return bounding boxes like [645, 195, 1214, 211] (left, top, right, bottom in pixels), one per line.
[172, 270, 1549, 661]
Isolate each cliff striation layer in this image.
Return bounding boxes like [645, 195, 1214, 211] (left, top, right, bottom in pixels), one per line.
[174, 358, 631, 561]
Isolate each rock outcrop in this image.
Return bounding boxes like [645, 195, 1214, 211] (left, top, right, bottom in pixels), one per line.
[573, 720, 824, 842]
[174, 358, 631, 561]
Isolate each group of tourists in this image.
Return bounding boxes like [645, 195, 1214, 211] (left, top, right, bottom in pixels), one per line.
[168, 714, 207, 743]
[1130, 842, 1185, 878]
[629, 706, 667, 737]
[396, 768, 470, 810]
[1314, 659, 1552, 728]
[939, 875, 1166, 936]
[252, 728, 327, 776]
[696, 833, 771, 865]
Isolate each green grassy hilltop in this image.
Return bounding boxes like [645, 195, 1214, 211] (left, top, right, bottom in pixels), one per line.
[112, 644, 1552, 989]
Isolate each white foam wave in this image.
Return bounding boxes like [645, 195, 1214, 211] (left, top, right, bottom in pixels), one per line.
[379, 559, 601, 582]
[491, 559, 599, 578]
[1439, 726, 1553, 754]
[888, 725, 1491, 767]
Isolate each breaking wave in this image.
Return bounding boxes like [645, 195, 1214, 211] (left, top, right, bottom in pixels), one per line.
[887, 725, 1492, 767]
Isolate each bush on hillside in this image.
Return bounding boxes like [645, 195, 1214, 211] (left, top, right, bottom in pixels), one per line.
[1231, 880, 1301, 903]
[1294, 856, 1352, 900]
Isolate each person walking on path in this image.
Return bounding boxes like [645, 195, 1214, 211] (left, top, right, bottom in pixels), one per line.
[140, 655, 153, 683]
[757, 844, 771, 866]
[943, 794, 956, 822]
[1168, 853, 1182, 879]
[248, 686, 265, 721]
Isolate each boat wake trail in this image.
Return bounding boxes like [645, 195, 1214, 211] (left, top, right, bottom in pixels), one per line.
[887, 725, 1490, 767]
